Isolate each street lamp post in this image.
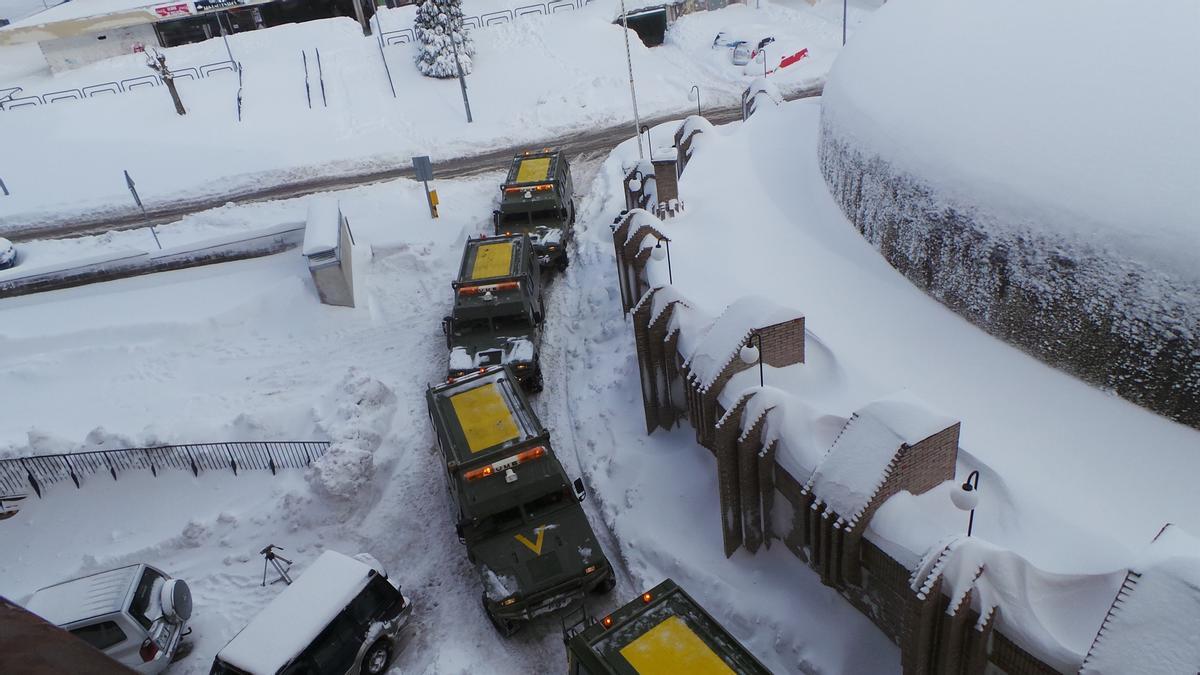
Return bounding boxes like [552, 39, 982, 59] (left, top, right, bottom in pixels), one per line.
[688, 85, 701, 117]
[450, 37, 473, 123]
[640, 125, 653, 161]
[951, 470, 981, 537]
[618, 0, 644, 159]
[842, 0, 848, 46]
[652, 237, 672, 284]
[739, 332, 764, 387]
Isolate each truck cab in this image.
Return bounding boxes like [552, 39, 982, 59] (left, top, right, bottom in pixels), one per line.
[564, 579, 771, 675]
[493, 149, 575, 273]
[426, 366, 615, 636]
[443, 234, 545, 391]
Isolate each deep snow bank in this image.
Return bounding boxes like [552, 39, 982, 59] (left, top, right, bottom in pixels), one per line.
[818, 0, 1200, 428]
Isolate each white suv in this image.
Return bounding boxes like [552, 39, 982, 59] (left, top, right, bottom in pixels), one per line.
[25, 564, 192, 674]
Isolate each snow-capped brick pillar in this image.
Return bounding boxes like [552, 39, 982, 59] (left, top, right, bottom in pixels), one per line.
[673, 114, 713, 178]
[631, 287, 692, 433]
[794, 396, 960, 587]
[711, 393, 779, 556]
[622, 159, 656, 212]
[612, 209, 670, 314]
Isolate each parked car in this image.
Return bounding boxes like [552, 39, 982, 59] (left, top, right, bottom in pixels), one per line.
[210, 550, 413, 675]
[0, 237, 16, 270]
[25, 564, 193, 674]
[731, 40, 752, 66]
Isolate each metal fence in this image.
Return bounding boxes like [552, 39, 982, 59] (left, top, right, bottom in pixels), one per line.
[0, 441, 330, 498]
[0, 59, 238, 112]
[380, 0, 594, 46]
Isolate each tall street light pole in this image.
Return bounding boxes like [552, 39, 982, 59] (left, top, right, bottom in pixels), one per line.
[618, 0, 644, 159]
[842, 0, 848, 46]
[450, 36, 473, 123]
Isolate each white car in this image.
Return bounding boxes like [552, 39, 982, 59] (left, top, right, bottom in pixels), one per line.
[25, 564, 192, 674]
[0, 237, 15, 270]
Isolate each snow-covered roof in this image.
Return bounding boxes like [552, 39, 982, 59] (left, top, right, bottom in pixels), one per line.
[807, 391, 956, 522]
[26, 564, 140, 625]
[302, 198, 341, 257]
[218, 551, 373, 673]
[1081, 525, 1200, 674]
[683, 295, 803, 392]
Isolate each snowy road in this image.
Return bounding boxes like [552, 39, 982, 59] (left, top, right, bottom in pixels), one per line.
[6, 86, 820, 244]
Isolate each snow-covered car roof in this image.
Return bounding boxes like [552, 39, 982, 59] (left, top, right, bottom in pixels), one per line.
[217, 551, 374, 674]
[26, 564, 143, 626]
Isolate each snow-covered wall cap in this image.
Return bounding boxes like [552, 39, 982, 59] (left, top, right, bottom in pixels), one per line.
[651, 146, 679, 162]
[621, 209, 663, 246]
[683, 295, 804, 392]
[916, 536, 1126, 673]
[745, 77, 782, 104]
[720, 385, 839, 484]
[621, 158, 657, 181]
[677, 114, 715, 142]
[303, 198, 341, 257]
[806, 390, 956, 521]
[1081, 524, 1200, 674]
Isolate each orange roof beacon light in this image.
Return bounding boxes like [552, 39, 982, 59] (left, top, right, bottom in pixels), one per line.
[602, 615, 614, 629]
[642, 592, 653, 603]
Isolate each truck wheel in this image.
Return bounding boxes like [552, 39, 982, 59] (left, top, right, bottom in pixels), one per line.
[362, 639, 392, 675]
[569, 200, 576, 225]
[556, 253, 569, 272]
[591, 575, 617, 595]
[531, 369, 545, 393]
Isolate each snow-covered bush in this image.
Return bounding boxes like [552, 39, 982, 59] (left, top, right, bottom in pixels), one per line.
[413, 0, 475, 78]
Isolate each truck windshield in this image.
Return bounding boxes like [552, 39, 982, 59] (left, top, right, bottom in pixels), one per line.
[524, 488, 571, 518]
[452, 318, 490, 337]
[500, 208, 558, 226]
[492, 315, 532, 333]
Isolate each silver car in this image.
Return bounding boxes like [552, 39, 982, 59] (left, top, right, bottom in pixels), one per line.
[25, 564, 192, 674]
[210, 550, 414, 675]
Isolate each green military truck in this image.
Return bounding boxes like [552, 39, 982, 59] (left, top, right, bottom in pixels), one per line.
[564, 579, 772, 675]
[425, 365, 616, 635]
[493, 149, 575, 272]
[443, 233, 546, 391]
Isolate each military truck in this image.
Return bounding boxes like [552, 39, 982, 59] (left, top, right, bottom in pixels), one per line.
[426, 365, 616, 635]
[493, 149, 575, 272]
[443, 233, 546, 391]
[564, 578, 772, 675]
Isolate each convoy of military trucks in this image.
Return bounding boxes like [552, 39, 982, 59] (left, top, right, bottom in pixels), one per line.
[424, 150, 768, 672]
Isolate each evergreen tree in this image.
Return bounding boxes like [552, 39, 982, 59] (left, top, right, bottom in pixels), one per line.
[413, 0, 475, 78]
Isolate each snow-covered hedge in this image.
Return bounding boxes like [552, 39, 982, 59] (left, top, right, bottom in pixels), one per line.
[818, 116, 1200, 429]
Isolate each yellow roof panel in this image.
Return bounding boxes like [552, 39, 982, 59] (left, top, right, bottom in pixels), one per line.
[450, 383, 519, 453]
[620, 616, 735, 675]
[470, 242, 514, 280]
[515, 157, 552, 184]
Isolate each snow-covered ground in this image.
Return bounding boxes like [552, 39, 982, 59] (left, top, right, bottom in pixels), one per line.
[0, 0, 62, 25]
[0, 0, 869, 232]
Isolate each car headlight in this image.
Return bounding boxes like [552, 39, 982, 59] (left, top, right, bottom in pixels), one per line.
[584, 564, 597, 575]
[501, 596, 518, 606]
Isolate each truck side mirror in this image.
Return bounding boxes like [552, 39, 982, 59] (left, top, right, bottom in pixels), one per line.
[573, 478, 586, 502]
[442, 316, 452, 348]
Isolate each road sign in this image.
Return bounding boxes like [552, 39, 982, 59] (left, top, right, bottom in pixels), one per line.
[412, 156, 434, 182]
[429, 190, 439, 206]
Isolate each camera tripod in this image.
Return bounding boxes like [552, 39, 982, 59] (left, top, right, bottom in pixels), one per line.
[260, 544, 294, 587]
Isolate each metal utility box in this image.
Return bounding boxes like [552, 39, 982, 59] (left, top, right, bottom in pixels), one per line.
[303, 198, 354, 308]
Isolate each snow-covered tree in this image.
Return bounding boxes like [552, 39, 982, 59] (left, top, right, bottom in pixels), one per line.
[413, 0, 475, 78]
